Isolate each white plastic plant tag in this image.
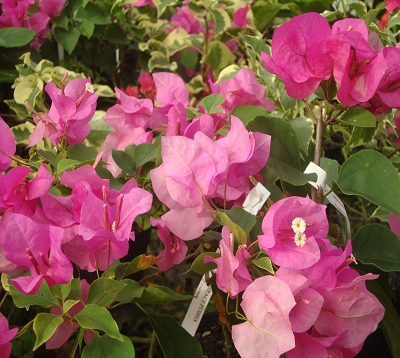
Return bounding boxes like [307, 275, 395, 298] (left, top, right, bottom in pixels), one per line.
[181, 275, 214, 336]
[242, 183, 271, 215]
[305, 162, 351, 239]
[182, 182, 270, 335]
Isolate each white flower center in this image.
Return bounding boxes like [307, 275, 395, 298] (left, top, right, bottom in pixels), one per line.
[85, 82, 95, 93]
[294, 232, 307, 247]
[291, 217, 306, 234]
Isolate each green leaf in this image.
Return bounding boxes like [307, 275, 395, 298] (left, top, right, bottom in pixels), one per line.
[320, 158, 339, 188]
[56, 159, 80, 173]
[33, 313, 64, 350]
[340, 107, 376, 127]
[149, 51, 178, 72]
[52, 15, 69, 30]
[198, 94, 225, 114]
[225, 206, 257, 238]
[232, 106, 269, 126]
[53, 26, 81, 55]
[209, 8, 230, 35]
[75, 2, 111, 24]
[111, 149, 136, 175]
[11, 122, 35, 146]
[215, 211, 247, 245]
[132, 286, 192, 304]
[146, 312, 202, 358]
[352, 224, 400, 271]
[350, 1, 368, 18]
[188, 252, 219, 274]
[76, 21, 95, 39]
[337, 150, 400, 217]
[253, 3, 286, 32]
[345, 125, 377, 148]
[203, 40, 234, 77]
[115, 254, 158, 280]
[63, 299, 80, 313]
[134, 143, 158, 167]
[247, 116, 301, 169]
[87, 278, 127, 307]
[4, 99, 30, 119]
[64, 278, 82, 301]
[0, 28, 36, 48]
[74, 304, 123, 341]
[163, 28, 192, 56]
[153, 0, 179, 16]
[178, 50, 198, 71]
[289, 117, 314, 154]
[10, 280, 59, 308]
[104, 23, 130, 45]
[272, 158, 317, 185]
[14, 74, 43, 107]
[253, 257, 274, 274]
[114, 279, 144, 303]
[87, 110, 113, 151]
[82, 334, 135, 358]
[67, 144, 98, 161]
[0, 69, 18, 83]
[365, 280, 400, 358]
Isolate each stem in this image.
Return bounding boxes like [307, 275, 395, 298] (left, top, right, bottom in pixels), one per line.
[70, 327, 85, 358]
[312, 106, 325, 203]
[148, 330, 156, 358]
[222, 323, 234, 358]
[0, 291, 8, 309]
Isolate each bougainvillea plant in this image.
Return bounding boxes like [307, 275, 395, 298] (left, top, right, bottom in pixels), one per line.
[1, 1, 400, 358]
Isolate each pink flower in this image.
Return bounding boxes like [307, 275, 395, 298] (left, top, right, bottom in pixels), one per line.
[0, 311, 18, 358]
[233, 3, 250, 28]
[150, 217, 188, 271]
[385, 0, 400, 13]
[389, 212, 400, 237]
[0, 117, 16, 172]
[3, 214, 73, 294]
[232, 276, 296, 358]
[171, 6, 204, 34]
[204, 226, 252, 298]
[258, 196, 330, 269]
[326, 19, 387, 106]
[38, 0, 66, 18]
[261, 13, 332, 99]
[29, 77, 98, 146]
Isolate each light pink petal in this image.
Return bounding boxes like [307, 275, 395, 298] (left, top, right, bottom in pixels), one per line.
[153, 72, 189, 106]
[27, 164, 53, 200]
[286, 332, 328, 358]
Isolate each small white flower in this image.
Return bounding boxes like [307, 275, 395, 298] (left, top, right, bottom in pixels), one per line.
[85, 82, 95, 93]
[291, 217, 306, 234]
[294, 232, 307, 247]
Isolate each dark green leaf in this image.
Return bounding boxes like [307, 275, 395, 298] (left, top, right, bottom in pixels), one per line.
[132, 286, 192, 304]
[76, 21, 95, 39]
[74, 304, 123, 340]
[114, 279, 144, 303]
[215, 211, 247, 245]
[209, 8, 230, 35]
[87, 278, 127, 307]
[111, 149, 136, 175]
[232, 106, 269, 126]
[82, 334, 135, 358]
[64, 278, 82, 301]
[0, 28, 36, 48]
[104, 23, 130, 45]
[289, 117, 314, 154]
[0, 69, 18, 83]
[198, 94, 225, 114]
[187, 253, 219, 274]
[115, 254, 158, 280]
[253, 3, 286, 32]
[10, 281, 59, 308]
[146, 312, 202, 358]
[225, 206, 257, 238]
[267, 157, 317, 186]
[340, 107, 376, 127]
[33, 313, 64, 350]
[56, 159, 80, 173]
[352, 224, 400, 271]
[67, 144, 98, 161]
[53, 27, 81, 55]
[247, 116, 301, 169]
[75, 2, 111, 24]
[134, 143, 158, 167]
[253, 257, 274, 274]
[365, 280, 400, 358]
[178, 50, 198, 71]
[203, 40, 234, 77]
[337, 150, 400, 216]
